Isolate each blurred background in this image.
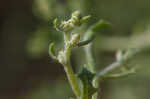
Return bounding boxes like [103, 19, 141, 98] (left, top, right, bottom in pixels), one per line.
[1, 0, 150, 99]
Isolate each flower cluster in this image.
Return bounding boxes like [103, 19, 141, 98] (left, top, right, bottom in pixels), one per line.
[54, 11, 90, 33]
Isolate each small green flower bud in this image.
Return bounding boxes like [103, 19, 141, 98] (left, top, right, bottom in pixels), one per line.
[80, 15, 91, 24]
[60, 21, 74, 33]
[72, 11, 81, 19]
[71, 34, 80, 45]
[53, 18, 61, 31]
[57, 51, 65, 64]
[71, 16, 81, 26]
[54, 11, 91, 33]
[71, 11, 81, 26]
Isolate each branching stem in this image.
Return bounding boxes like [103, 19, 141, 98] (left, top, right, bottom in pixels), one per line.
[63, 33, 81, 98]
[96, 49, 139, 79]
[51, 11, 142, 99]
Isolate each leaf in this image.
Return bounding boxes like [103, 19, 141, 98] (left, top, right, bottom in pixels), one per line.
[77, 20, 110, 47]
[78, 67, 97, 98]
[80, 15, 91, 24]
[49, 42, 57, 59]
[91, 20, 110, 32]
[53, 18, 60, 31]
[77, 34, 95, 47]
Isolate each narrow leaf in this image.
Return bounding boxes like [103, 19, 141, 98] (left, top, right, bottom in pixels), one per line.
[53, 18, 60, 31]
[80, 15, 91, 23]
[77, 34, 95, 47]
[91, 20, 110, 32]
[49, 42, 57, 59]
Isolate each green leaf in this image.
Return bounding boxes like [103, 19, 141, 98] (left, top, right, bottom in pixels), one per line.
[53, 18, 60, 31]
[49, 42, 57, 59]
[80, 15, 91, 24]
[91, 20, 110, 32]
[78, 20, 110, 47]
[78, 66, 97, 98]
[77, 34, 95, 47]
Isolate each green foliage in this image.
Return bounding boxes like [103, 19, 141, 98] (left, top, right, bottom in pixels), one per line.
[90, 20, 110, 33]
[77, 20, 110, 47]
[78, 66, 97, 98]
[26, 0, 150, 99]
[49, 43, 57, 59]
[48, 11, 141, 99]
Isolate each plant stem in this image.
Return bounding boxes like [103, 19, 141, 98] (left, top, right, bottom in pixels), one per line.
[84, 31, 99, 99]
[85, 43, 96, 73]
[84, 31, 96, 73]
[64, 63, 81, 98]
[63, 33, 81, 99]
[96, 49, 139, 78]
[64, 32, 70, 44]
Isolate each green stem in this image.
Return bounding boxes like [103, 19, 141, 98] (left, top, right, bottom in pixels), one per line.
[64, 63, 81, 98]
[63, 34, 81, 98]
[81, 79, 89, 99]
[64, 32, 70, 44]
[84, 31, 99, 99]
[103, 68, 136, 79]
[85, 43, 96, 73]
[84, 31, 96, 73]
[96, 49, 139, 79]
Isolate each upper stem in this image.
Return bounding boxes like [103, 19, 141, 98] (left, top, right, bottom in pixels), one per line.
[84, 31, 96, 73]
[84, 31, 99, 99]
[64, 32, 70, 44]
[63, 33, 81, 98]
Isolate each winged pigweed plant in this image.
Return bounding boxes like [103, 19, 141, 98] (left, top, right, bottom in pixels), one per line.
[49, 11, 140, 99]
